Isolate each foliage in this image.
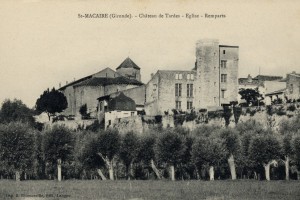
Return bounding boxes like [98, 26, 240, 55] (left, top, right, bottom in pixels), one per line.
[192, 133, 227, 170]
[43, 125, 75, 173]
[0, 122, 36, 176]
[119, 131, 140, 176]
[223, 106, 232, 127]
[35, 88, 68, 120]
[220, 128, 240, 156]
[293, 136, 300, 170]
[238, 88, 264, 107]
[233, 106, 242, 124]
[79, 104, 89, 119]
[96, 129, 121, 161]
[287, 104, 296, 112]
[0, 99, 35, 125]
[248, 134, 281, 165]
[155, 129, 186, 166]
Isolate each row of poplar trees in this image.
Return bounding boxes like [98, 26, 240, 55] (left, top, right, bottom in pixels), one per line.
[1, 114, 300, 181]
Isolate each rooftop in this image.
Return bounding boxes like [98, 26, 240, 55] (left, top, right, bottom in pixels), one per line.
[116, 57, 140, 70]
[73, 76, 143, 87]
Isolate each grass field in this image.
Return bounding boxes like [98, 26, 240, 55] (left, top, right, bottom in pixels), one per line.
[0, 180, 300, 200]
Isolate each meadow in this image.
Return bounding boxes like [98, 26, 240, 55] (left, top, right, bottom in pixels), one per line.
[0, 180, 300, 200]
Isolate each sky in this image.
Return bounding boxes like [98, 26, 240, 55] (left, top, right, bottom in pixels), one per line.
[0, 0, 299, 108]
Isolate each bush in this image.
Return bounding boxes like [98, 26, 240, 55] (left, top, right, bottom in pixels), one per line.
[287, 104, 296, 112]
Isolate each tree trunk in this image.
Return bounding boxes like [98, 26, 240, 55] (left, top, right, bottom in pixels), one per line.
[284, 156, 290, 181]
[97, 169, 107, 180]
[170, 165, 175, 181]
[57, 159, 62, 182]
[209, 166, 214, 181]
[150, 159, 162, 179]
[108, 160, 114, 180]
[228, 154, 237, 180]
[15, 171, 20, 181]
[264, 162, 271, 181]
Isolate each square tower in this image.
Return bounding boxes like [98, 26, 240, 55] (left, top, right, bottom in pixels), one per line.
[195, 39, 239, 109]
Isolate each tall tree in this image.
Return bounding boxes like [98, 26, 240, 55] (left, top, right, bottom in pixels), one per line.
[119, 131, 140, 180]
[0, 122, 35, 181]
[248, 133, 281, 181]
[94, 128, 121, 180]
[0, 99, 35, 124]
[239, 88, 264, 107]
[155, 129, 186, 181]
[35, 88, 68, 121]
[43, 125, 75, 181]
[220, 128, 241, 180]
[293, 135, 300, 180]
[192, 134, 226, 181]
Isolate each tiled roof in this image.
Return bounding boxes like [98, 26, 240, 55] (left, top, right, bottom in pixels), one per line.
[73, 76, 143, 87]
[254, 75, 283, 81]
[58, 75, 93, 90]
[108, 92, 136, 111]
[116, 57, 140, 70]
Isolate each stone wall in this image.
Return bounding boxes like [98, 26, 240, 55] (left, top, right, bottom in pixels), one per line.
[286, 73, 300, 100]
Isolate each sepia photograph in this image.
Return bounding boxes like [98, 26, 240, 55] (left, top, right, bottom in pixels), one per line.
[0, 0, 300, 199]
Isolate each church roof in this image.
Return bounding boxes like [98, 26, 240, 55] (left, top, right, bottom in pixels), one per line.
[107, 92, 136, 111]
[116, 57, 140, 70]
[73, 76, 143, 87]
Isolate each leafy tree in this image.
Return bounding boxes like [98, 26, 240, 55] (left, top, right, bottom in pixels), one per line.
[79, 104, 89, 119]
[192, 134, 226, 181]
[43, 125, 75, 181]
[136, 132, 162, 179]
[220, 128, 241, 180]
[155, 129, 186, 181]
[80, 132, 106, 180]
[94, 128, 121, 180]
[0, 122, 35, 181]
[280, 134, 294, 180]
[293, 135, 300, 180]
[0, 99, 35, 124]
[233, 106, 242, 124]
[119, 131, 140, 180]
[248, 133, 281, 181]
[35, 88, 68, 121]
[223, 106, 232, 127]
[239, 88, 264, 107]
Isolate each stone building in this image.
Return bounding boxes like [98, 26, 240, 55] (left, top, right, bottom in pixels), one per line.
[145, 39, 239, 115]
[286, 71, 300, 100]
[59, 58, 143, 117]
[102, 92, 138, 129]
[238, 74, 286, 104]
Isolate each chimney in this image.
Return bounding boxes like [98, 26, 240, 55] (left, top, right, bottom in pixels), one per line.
[292, 71, 296, 74]
[59, 82, 61, 88]
[151, 73, 154, 78]
[66, 81, 68, 85]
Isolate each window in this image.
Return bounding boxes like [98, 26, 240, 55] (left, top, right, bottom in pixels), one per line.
[221, 90, 226, 98]
[131, 112, 135, 116]
[214, 97, 216, 102]
[214, 82, 216, 86]
[187, 84, 193, 97]
[187, 101, 193, 110]
[175, 83, 182, 97]
[187, 74, 194, 80]
[221, 60, 227, 68]
[221, 74, 227, 83]
[176, 101, 181, 110]
[223, 50, 226, 54]
[175, 74, 182, 80]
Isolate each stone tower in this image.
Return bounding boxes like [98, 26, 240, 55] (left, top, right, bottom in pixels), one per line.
[116, 57, 141, 81]
[195, 39, 239, 109]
